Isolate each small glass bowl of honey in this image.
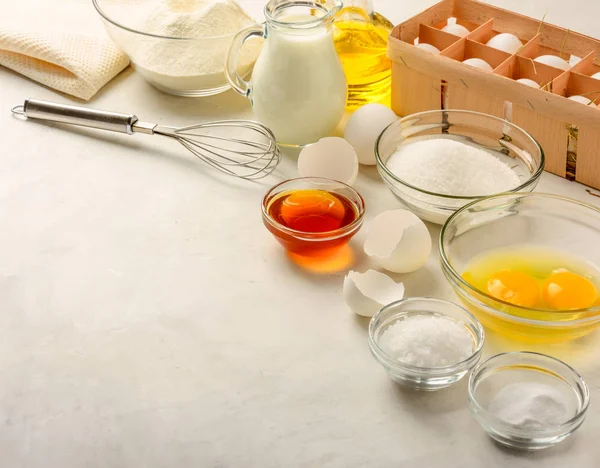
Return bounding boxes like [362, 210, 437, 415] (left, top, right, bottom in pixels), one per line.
[262, 177, 365, 256]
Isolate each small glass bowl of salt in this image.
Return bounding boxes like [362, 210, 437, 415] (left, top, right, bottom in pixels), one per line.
[368, 298, 485, 391]
[468, 351, 589, 450]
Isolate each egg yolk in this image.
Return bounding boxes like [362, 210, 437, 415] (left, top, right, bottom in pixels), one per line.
[487, 270, 539, 307]
[279, 190, 346, 232]
[542, 270, 597, 310]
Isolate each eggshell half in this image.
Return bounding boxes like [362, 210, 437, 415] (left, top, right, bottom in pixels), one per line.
[516, 78, 540, 88]
[534, 55, 570, 71]
[344, 104, 397, 166]
[441, 23, 470, 37]
[462, 58, 493, 71]
[486, 33, 523, 54]
[343, 270, 405, 317]
[364, 210, 432, 273]
[415, 43, 441, 54]
[568, 95, 592, 105]
[298, 137, 359, 185]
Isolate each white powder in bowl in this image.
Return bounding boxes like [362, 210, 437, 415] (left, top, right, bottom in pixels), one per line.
[378, 314, 474, 368]
[386, 138, 521, 196]
[489, 382, 572, 429]
[126, 0, 258, 93]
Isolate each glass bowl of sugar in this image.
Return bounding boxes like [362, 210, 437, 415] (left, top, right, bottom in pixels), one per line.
[93, 0, 260, 96]
[375, 110, 544, 224]
[368, 298, 485, 391]
[468, 352, 589, 450]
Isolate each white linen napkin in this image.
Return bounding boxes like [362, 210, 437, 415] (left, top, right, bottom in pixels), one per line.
[0, 0, 130, 100]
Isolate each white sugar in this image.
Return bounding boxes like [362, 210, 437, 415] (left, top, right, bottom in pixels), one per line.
[386, 138, 521, 196]
[379, 314, 473, 368]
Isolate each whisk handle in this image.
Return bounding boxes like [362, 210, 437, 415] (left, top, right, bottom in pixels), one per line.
[14, 99, 139, 135]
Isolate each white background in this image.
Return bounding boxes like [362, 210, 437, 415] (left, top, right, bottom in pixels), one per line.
[1, 0, 600, 466]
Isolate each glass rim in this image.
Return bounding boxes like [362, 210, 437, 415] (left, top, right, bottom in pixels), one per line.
[374, 109, 545, 200]
[264, 0, 343, 28]
[439, 192, 600, 319]
[368, 297, 485, 375]
[261, 176, 365, 240]
[468, 351, 590, 434]
[92, 0, 244, 40]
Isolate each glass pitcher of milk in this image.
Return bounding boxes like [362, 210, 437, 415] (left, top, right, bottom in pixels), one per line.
[226, 0, 347, 147]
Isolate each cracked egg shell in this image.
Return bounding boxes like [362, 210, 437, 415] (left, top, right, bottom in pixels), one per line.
[298, 137, 359, 185]
[364, 210, 432, 273]
[343, 270, 405, 317]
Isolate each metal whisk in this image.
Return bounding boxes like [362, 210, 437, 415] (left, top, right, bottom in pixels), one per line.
[11, 99, 280, 180]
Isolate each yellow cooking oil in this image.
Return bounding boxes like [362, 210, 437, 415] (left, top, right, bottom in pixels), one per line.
[333, 7, 393, 109]
[461, 245, 600, 342]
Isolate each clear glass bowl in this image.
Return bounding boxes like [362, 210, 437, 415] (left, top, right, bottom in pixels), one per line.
[262, 177, 365, 256]
[375, 110, 544, 224]
[440, 192, 600, 343]
[368, 298, 485, 391]
[468, 352, 589, 450]
[93, 0, 258, 96]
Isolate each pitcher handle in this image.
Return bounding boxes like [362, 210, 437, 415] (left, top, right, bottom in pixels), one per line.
[226, 24, 265, 97]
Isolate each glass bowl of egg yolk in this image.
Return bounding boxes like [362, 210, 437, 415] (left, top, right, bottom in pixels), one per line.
[440, 193, 600, 343]
[262, 177, 365, 257]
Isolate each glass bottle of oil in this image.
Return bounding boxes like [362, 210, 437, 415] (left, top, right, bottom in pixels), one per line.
[332, 0, 393, 109]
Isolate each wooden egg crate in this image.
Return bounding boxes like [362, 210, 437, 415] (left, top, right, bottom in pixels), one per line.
[387, 0, 600, 188]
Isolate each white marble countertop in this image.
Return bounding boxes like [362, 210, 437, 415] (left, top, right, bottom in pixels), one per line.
[2, 0, 600, 466]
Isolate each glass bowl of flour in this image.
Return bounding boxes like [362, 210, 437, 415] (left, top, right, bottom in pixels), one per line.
[93, 0, 260, 96]
[374, 110, 544, 224]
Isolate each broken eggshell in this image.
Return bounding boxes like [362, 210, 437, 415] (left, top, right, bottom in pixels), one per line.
[343, 269, 405, 317]
[364, 210, 432, 273]
[297, 137, 359, 185]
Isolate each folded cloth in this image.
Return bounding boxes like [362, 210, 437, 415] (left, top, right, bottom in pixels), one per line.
[0, 0, 130, 100]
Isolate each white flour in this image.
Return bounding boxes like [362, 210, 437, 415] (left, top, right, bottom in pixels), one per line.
[130, 0, 257, 93]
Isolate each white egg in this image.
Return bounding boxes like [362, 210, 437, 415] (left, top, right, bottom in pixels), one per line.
[592, 72, 600, 80]
[298, 137, 358, 185]
[568, 95, 592, 105]
[364, 210, 432, 273]
[462, 58, 493, 71]
[343, 270, 405, 317]
[415, 43, 441, 54]
[344, 104, 397, 166]
[569, 55, 581, 67]
[486, 33, 523, 54]
[516, 78, 540, 88]
[441, 23, 470, 37]
[534, 55, 570, 71]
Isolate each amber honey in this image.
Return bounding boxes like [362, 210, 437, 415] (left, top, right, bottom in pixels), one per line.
[264, 188, 361, 256]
